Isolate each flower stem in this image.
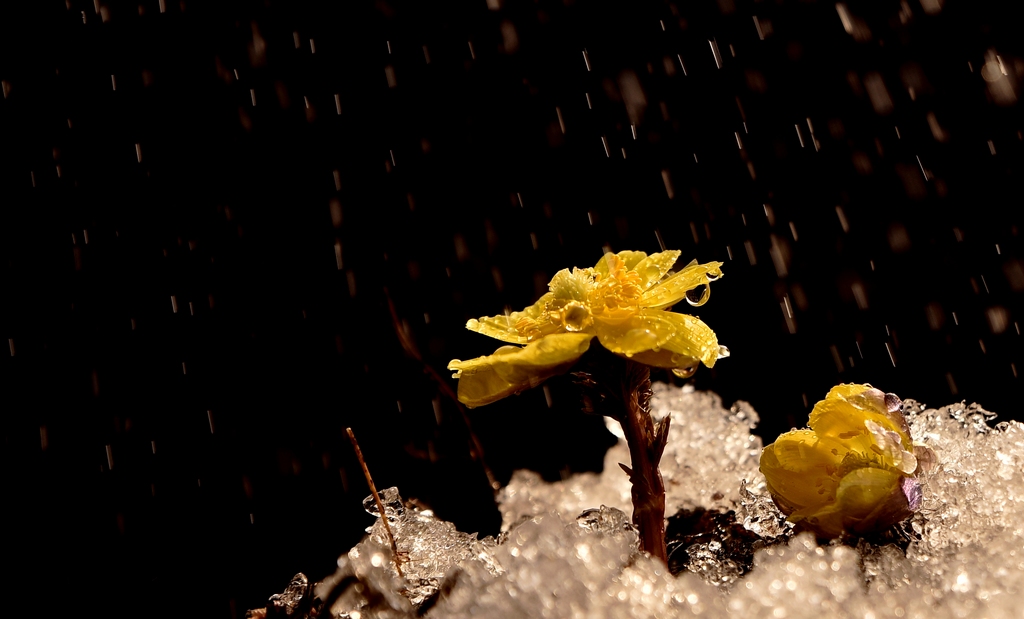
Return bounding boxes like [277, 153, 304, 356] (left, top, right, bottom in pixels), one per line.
[616, 360, 669, 564]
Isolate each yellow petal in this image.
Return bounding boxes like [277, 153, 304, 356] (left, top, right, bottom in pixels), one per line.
[595, 313, 676, 356]
[661, 313, 721, 368]
[447, 333, 594, 407]
[809, 384, 912, 449]
[800, 468, 909, 538]
[466, 293, 559, 344]
[640, 260, 724, 310]
[834, 467, 905, 518]
[631, 250, 682, 289]
[596, 311, 721, 368]
[760, 429, 844, 512]
[625, 349, 700, 373]
[594, 250, 647, 275]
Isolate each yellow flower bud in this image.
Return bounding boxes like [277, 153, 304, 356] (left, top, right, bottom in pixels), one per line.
[759, 384, 929, 539]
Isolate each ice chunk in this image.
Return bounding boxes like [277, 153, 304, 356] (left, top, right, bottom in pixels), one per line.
[499, 384, 766, 530]
[736, 478, 792, 539]
[431, 510, 718, 618]
[576, 504, 639, 544]
[314, 541, 413, 619]
[248, 573, 320, 618]
[725, 533, 867, 614]
[318, 487, 499, 616]
[362, 485, 405, 522]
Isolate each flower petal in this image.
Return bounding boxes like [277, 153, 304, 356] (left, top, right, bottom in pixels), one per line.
[447, 333, 594, 407]
[625, 349, 700, 373]
[595, 311, 720, 368]
[800, 468, 910, 538]
[660, 313, 721, 368]
[595, 313, 675, 355]
[809, 384, 913, 449]
[760, 429, 845, 513]
[631, 250, 682, 289]
[640, 260, 724, 309]
[594, 250, 647, 276]
[466, 293, 560, 344]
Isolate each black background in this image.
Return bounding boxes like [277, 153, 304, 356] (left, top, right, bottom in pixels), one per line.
[3, 0, 1023, 616]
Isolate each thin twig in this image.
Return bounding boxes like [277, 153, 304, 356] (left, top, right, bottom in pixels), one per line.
[383, 288, 500, 493]
[346, 427, 403, 578]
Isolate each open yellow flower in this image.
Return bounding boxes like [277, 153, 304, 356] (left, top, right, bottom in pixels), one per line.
[759, 384, 930, 539]
[448, 250, 727, 407]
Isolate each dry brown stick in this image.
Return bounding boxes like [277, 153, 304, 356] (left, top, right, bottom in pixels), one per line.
[346, 427, 403, 578]
[383, 288, 500, 493]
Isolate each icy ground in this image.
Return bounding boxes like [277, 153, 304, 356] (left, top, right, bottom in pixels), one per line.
[316, 384, 1024, 618]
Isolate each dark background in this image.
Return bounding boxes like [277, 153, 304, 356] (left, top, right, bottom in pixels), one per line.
[3, 0, 1022, 616]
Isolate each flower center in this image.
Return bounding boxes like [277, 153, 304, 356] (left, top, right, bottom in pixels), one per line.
[589, 257, 643, 324]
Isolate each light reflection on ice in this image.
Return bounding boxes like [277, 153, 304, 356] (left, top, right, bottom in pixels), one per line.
[317, 385, 1024, 619]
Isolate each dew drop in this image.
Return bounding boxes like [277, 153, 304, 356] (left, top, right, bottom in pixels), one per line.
[562, 302, 593, 332]
[672, 365, 697, 378]
[717, 345, 731, 358]
[884, 392, 902, 414]
[623, 328, 659, 349]
[685, 283, 709, 306]
[706, 271, 721, 281]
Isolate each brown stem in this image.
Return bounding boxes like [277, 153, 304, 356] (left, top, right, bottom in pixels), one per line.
[616, 360, 669, 564]
[346, 427, 403, 578]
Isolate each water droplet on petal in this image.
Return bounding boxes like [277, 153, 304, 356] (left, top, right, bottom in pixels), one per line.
[717, 344, 731, 358]
[672, 365, 697, 378]
[706, 271, 721, 281]
[562, 301, 593, 332]
[623, 328, 659, 350]
[685, 283, 709, 306]
[884, 392, 902, 414]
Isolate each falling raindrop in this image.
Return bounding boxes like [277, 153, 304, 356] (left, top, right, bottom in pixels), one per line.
[709, 39, 723, 69]
[717, 345, 730, 358]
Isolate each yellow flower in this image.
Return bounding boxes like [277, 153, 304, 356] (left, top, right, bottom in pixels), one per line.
[759, 384, 928, 539]
[448, 250, 727, 407]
